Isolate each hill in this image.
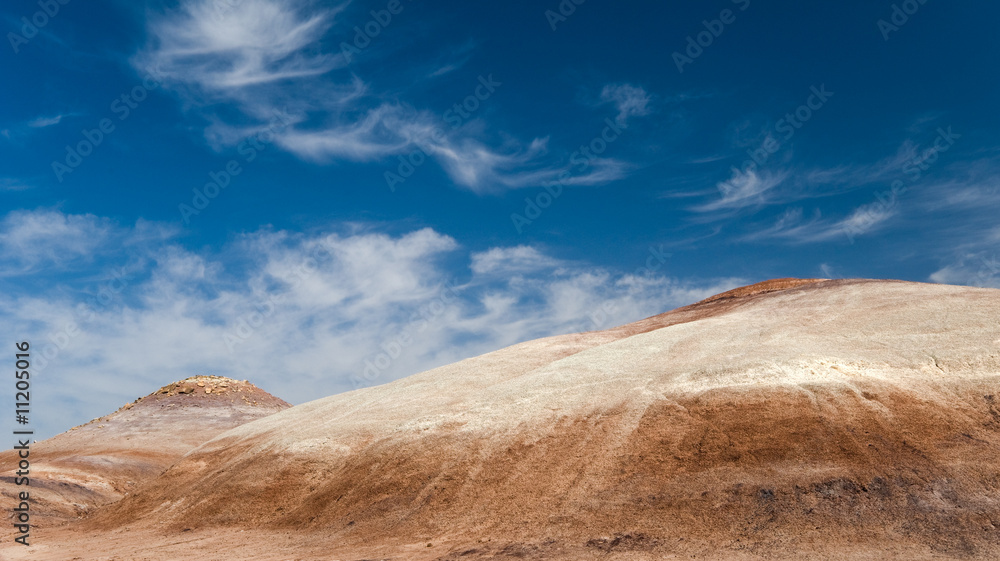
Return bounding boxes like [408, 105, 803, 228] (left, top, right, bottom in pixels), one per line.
[6, 279, 1000, 560]
[0, 376, 289, 526]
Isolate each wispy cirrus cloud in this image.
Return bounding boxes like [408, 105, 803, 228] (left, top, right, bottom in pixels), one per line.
[694, 168, 789, 213]
[136, 0, 345, 93]
[1, 113, 78, 141]
[134, 0, 645, 193]
[28, 114, 73, 128]
[0, 178, 32, 191]
[730, 137, 995, 246]
[742, 203, 897, 244]
[930, 250, 1000, 289]
[686, 119, 966, 221]
[911, 158, 1000, 287]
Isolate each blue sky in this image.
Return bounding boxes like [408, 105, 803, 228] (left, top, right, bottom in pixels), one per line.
[3, 0, 999, 437]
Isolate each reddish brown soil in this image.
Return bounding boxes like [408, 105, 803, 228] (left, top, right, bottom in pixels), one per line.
[4, 279, 1000, 561]
[0, 376, 289, 527]
[79, 380, 1000, 560]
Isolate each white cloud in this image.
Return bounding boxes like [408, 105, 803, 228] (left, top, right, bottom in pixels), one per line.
[600, 83, 652, 125]
[470, 246, 560, 275]
[135, 0, 638, 193]
[930, 253, 1000, 288]
[741, 208, 819, 242]
[28, 114, 69, 128]
[137, 0, 343, 92]
[0, 210, 736, 439]
[696, 168, 788, 213]
[742, 202, 897, 244]
[0, 178, 32, 191]
[0, 210, 113, 272]
[273, 104, 411, 162]
[690, 129, 966, 220]
[0, 211, 179, 276]
[837, 202, 896, 239]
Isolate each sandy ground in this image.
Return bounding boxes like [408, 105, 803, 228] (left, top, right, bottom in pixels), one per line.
[3, 279, 1000, 560]
[3, 525, 977, 561]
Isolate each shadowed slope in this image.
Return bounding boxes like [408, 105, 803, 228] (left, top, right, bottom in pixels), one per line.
[0, 376, 289, 526]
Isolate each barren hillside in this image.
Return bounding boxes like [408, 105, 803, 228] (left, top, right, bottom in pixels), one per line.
[0, 376, 289, 526]
[5, 279, 1000, 560]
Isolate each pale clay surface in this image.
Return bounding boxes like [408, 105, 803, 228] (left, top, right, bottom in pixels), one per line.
[212, 281, 999, 456]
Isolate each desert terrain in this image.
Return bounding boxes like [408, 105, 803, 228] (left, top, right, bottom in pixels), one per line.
[3, 278, 1000, 560]
[0, 376, 289, 526]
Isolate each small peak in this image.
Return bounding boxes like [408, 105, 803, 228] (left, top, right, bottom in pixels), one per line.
[120, 375, 290, 410]
[156, 375, 246, 394]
